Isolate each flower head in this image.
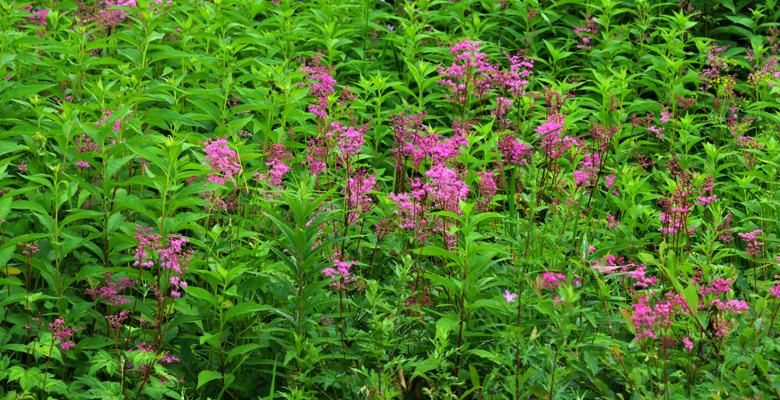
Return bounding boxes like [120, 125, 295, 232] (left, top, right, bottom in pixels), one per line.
[503, 290, 517, 303]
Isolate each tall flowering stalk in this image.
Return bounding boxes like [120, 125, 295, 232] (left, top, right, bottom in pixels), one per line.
[738, 229, 763, 290]
[438, 39, 498, 120]
[299, 54, 337, 123]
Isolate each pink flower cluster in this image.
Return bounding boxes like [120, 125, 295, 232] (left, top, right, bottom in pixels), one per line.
[572, 13, 598, 50]
[17, 5, 48, 26]
[329, 121, 368, 161]
[127, 342, 182, 380]
[342, 170, 376, 224]
[573, 152, 602, 189]
[696, 194, 717, 205]
[133, 225, 161, 268]
[386, 190, 430, 243]
[299, 54, 336, 120]
[201, 136, 242, 185]
[255, 144, 292, 190]
[701, 278, 732, 296]
[390, 112, 468, 171]
[438, 40, 497, 103]
[496, 133, 531, 168]
[627, 266, 658, 288]
[322, 254, 355, 290]
[738, 229, 763, 256]
[159, 235, 193, 298]
[133, 226, 193, 298]
[631, 292, 688, 340]
[536, 113, 575, 160]
[98, 0, 137, 27]
[770, 282, 780, 298]
[476, 171, 497, 211]
[49, 318, 84, 351]
[95, 108, 124, 132]
[500, 50, 535, 97]
[423, 164, 470, 214]
[543, 273, 566, 288]
[86, 272, 136, 305]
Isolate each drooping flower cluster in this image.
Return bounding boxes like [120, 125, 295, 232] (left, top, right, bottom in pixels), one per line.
[134, 225, 161, 268]
[539, 272, 580, 289]
[127, 342, 183, 384]
[770, 281, 780, 298]
[699, 45, 730, 93]
[390, 112, 468, 173]
[499, 50, 535, 97]
[536, 113, 575, 160]
[386, 190, 430, 244]
[95, 108, 124, 132]
[496, 133, 531, 170]
[97, 0, 137, 27]
[105, 310, 131, 329]
[627, 266, 658, 288]
[573, 152, 602, 189]
[17, 5, 49, 26]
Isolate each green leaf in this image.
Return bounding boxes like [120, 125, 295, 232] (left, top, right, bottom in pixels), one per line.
[223, 302, 267, 322]
[186, 287, 218, 307]
[467, 349, 502, 364]
[226, 343, 261, 363]
[683, 285, 698, 314]
[0, 84, 56, 106]
[197, 370, 223, 389]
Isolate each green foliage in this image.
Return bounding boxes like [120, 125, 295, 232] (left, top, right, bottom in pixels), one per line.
[1, 0, 780, 399]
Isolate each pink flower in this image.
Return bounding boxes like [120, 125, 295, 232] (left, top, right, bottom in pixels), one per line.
[503, 290, 517, 303]
[330, 121, 367, 160]
[770, 282, 780, 298]
[738, 229, 763, 256]
[605, 175, 616, 189]
[423, 164, 470, 213]
[701, 278, 732, 297]
[476, 171, 497, 211]
[322, 255, 355, 289]
[697, 195, 717, 205]
[201, 136, 242, 185]
[49, 318, 84, 350]
[497, 133, 531, 167]
[299, 55, 336, 120]
[683, 337, 693, 350]
[540, 272, 567, 290]
[628, 266, 658, 288]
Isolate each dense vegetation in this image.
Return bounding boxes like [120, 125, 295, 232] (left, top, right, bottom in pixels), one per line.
[1, 0, 780, 399]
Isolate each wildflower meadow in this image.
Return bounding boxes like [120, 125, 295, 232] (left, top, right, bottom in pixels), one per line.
[1, 0, 780, 399]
